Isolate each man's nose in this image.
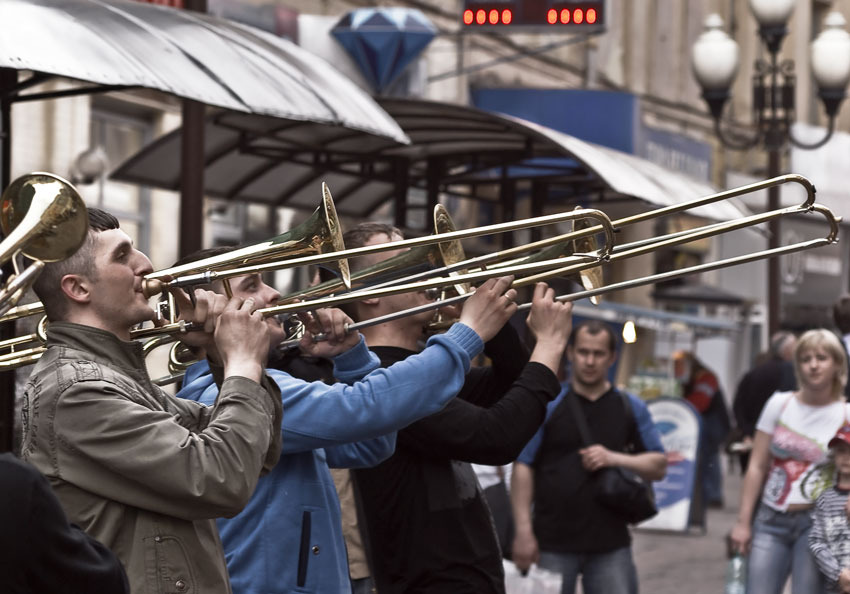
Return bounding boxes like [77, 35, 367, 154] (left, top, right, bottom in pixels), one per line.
[135, 250, 154, 275]
[262, 284, 281, 306]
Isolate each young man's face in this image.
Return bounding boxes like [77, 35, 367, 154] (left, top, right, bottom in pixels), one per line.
[567, 327, 616, 390]
[359, 232, 434, 327]
[227, 273, 286, 347]
[86, 228, 156, 334]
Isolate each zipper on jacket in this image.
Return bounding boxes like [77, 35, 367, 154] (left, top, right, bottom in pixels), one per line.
[297, 510, 312, 587]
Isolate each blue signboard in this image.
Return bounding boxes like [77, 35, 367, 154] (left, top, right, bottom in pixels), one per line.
[638, 397, 702, 532]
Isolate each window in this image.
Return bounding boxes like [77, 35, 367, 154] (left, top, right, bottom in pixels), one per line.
[87, 108, 154, 253]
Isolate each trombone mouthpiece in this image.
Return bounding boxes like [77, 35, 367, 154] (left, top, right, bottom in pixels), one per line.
[142, 279, 166, 299]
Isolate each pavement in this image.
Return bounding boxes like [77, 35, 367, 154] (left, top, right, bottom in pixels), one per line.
[630, 464, 793, 594]
[631, 468, 741, 594]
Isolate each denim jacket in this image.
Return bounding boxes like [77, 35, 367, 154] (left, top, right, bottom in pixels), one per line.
[20, 322, 282, 594]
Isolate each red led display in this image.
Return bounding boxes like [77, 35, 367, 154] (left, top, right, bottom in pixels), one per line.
[461, 2, 605, 31]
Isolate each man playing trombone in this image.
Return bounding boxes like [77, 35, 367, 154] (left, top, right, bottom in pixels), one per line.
[173, 244, 521, 594]
[20, 208, 284, 594]
[338, 222, 574, 594]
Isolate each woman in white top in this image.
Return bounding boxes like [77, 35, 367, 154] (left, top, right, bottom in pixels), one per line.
[730, 329, 850, 594]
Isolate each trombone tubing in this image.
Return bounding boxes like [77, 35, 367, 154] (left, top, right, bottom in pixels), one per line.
[338, 174, 816, 296]
[0, 302, 45, 324]
[146, 208, 617, 296]
[516, 198, 824, 287]
[306, 203, 838, 340]
[525, 204, 838, 309]
[255, 252, 603, 319]
[258, 193, 825, 320]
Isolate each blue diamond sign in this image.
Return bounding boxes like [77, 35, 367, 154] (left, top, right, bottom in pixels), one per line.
[332, 8, 437, 93]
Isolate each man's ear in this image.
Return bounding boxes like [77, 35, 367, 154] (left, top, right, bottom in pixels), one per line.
[59, 274, 92, 305]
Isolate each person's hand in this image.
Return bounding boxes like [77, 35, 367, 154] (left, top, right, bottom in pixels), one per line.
[297, 308, 360, 358]
[838, 568, 850, 593]
[511, 528, 539, 574]
[579, 444, 614, 472]
[526, 282, 573, 346]
[458, 276, 517, 342]
[213, 296, 269, 383]
[526, 282, 572, 373]
[168, 288, 229, 357]
[729, 520, 752, 556]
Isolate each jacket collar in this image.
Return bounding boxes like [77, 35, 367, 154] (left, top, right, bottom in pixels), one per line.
[46, 321, 148, 374]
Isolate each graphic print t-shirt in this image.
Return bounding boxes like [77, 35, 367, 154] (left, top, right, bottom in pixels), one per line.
[756, 391, 849, 510]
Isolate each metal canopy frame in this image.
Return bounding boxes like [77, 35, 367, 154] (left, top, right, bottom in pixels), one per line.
[114, 98, 747, 239]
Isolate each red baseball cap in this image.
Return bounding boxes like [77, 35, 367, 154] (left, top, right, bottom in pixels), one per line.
[829, 423, 850, 449]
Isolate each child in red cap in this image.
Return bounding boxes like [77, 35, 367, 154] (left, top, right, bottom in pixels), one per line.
[810, 423, 850, 594]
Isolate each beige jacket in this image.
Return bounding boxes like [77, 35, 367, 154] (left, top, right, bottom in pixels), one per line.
[20, 322, 282, 594]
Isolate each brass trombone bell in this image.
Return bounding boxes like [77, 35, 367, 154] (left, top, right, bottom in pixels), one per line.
[0, 173, 88, 315]
[491, 207, 604, 304]
[1, 172, 88, 264]
[143, 182, 349, 297]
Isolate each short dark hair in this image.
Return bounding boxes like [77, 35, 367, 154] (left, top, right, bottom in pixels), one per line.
[834, 295, 850, 334]
[769, 331, 795, 358]
[32, 208, 120, 321]
[318, 222, 403, 319]
[318, 222, 403, 283]
[568, 319, 617, 353]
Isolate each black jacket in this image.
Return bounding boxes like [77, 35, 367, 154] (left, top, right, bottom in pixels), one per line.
[0, 453, 129, 594]
[355, 324, 561, 594]
[732, 357, 797, 437]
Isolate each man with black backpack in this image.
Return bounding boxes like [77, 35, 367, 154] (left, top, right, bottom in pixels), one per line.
[511, 320, 667, 594]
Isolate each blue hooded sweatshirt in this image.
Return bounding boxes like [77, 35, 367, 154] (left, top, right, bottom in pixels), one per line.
[176, 324, 483, 594]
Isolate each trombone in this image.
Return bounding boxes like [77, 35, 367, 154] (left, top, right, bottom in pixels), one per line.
[255, 175, 818, 319]
[286, 202, 839, 345]
[0, 173, 88, 316]
[141, 203, 618, 299]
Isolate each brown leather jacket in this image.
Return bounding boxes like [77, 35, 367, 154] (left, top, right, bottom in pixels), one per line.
[21, 322, 282, 594]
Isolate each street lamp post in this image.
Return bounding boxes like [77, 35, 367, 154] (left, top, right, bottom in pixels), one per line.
[691, 1, 850, 336]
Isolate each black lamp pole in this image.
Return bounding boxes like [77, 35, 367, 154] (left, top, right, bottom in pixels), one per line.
[695, 16, 846, 337]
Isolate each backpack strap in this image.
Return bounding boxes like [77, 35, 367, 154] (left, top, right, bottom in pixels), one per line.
[564, 389, 594, 447]
[618, 390, 649, 453]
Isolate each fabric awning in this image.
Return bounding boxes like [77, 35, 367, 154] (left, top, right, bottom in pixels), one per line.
[113, 98, 750, 221]
[0, 0, 408, 143]
[113, 98, 748, 220]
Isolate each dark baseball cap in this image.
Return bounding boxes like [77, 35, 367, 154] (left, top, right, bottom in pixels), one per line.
[829, 423, 850, 449]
